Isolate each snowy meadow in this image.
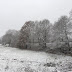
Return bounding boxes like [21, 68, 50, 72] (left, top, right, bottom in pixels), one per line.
[0, 45, 72, 72]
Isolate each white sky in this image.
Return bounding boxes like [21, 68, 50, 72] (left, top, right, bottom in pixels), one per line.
[0, 0, 72, 37]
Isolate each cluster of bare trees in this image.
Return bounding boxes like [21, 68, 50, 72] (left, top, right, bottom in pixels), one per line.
[1, 10, 72, 53]
[17, 10, 72, 52]
[1, 30, 20, 47]
[17, 19, 53, 50]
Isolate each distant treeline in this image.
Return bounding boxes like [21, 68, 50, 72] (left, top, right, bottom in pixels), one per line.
[1, 10, 72, 54]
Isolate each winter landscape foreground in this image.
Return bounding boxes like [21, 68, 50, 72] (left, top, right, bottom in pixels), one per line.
[0, 45, 72, 72]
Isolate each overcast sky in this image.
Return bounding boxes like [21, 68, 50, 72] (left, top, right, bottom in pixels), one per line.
[0, 0, 72, 37]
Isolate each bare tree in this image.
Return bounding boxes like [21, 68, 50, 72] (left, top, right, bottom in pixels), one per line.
[17, 21, 35, 49]
[53, 16, 71, 51]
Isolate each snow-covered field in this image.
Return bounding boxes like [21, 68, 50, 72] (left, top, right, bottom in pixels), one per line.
[0, 45, 72, 72]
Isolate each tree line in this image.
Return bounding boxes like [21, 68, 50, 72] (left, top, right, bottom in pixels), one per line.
[1, 10, 72, 54]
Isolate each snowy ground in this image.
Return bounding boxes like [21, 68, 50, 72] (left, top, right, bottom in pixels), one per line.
[0, 45, 72, 72]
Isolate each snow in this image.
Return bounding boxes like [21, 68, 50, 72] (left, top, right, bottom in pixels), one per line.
[0, 45, 72, 72]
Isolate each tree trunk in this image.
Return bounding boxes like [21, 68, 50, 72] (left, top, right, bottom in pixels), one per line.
[65, 29, 70, 51]
[43, 29, 47, 48]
